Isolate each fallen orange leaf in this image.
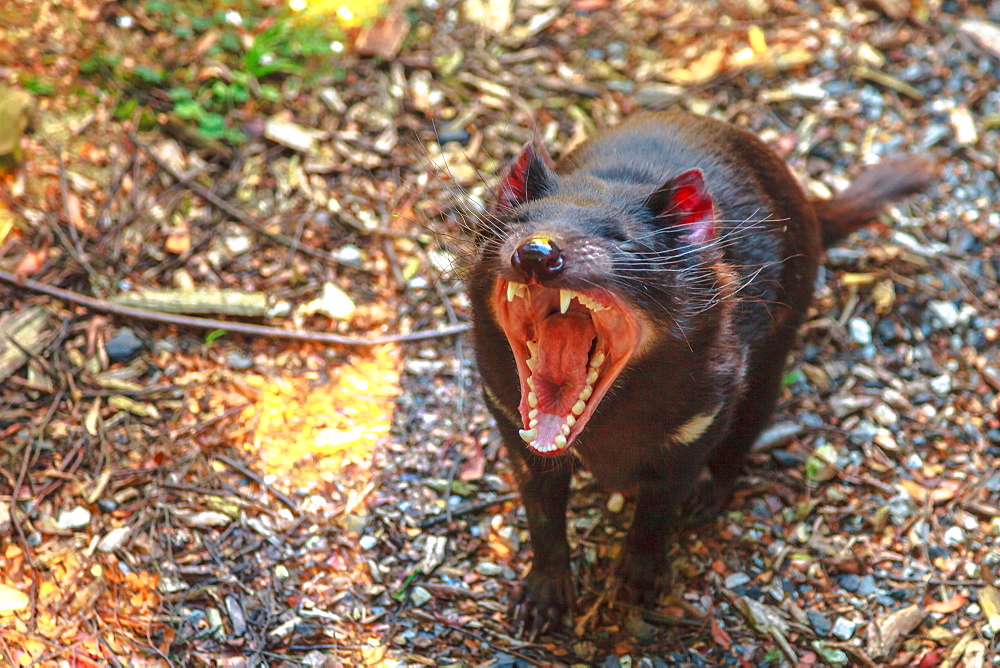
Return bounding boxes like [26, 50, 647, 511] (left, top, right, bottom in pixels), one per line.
[925, 593, 967, 614]
[0, 583, 29, 612]
[899, 478, 961, 504]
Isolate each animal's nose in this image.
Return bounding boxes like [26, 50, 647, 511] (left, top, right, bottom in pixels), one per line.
[511, 236, 564, 283]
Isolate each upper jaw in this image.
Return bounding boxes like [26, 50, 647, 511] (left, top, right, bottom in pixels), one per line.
[493, 278, 645, 456]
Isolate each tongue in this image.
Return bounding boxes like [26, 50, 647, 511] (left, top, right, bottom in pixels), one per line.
[533, 313, 596, 415]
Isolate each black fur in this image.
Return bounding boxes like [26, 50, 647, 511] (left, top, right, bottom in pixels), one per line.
[465, 110, 933, 635]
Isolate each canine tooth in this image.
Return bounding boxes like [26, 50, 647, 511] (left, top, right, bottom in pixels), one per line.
[526, 340, 538, 356]
[529, 418, 539, 428]
[591, 351, 605, 368]
[519, 428, 537, 442]
[528, 391, 538, 408]
[580, 386, 593, 401]
[507, 282, 516, 302]
[560, 289, 573, 314]
[572, 400, 585, 415]
[566, 415, 576, 427]
[528, 408, 539, 419]
[586, 369, 598, 384]
[561, 423, 570, 436]
[554, 434, 567, 448]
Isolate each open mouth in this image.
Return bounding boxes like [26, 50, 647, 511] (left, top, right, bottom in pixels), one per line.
[494, 279, 644, 456]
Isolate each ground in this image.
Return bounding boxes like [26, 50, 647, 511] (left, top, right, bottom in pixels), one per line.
[1, 0, 999, 666]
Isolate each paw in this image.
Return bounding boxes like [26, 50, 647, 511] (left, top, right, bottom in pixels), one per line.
[509, 564, 575, 638]
[621, 549, 667, 609]
[682, 475, 737, 527]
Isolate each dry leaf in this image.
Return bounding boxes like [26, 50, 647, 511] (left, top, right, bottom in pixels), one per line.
[664, 48, 727, 85]
[866, 0, 911, 20]
[867, 604, 927, 659]
[959, 19, 1000, 61]
[925, 593, 967, 614]
[355, 8, 410, 59]
[165, 218, 191, 254]
[898, 478, 961, 504]
[0, 583, 29, 612]
[979, 586, 1000, 633]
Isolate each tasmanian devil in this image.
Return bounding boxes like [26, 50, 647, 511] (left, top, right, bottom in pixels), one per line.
[465, 110, 934, 633]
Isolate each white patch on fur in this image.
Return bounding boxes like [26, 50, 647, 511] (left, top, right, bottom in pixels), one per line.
[674, 407, 720, 445]
[484, 384, 520, 426]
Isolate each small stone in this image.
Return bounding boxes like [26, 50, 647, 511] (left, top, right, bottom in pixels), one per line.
[96, 498, 118, 513]
[848, 318, 872, 345]
[97, 526, 130, 552]
[771, 449, 802, 468]
[105, 328, 144, 363]
[930, 374, 952, 394]
[807, 609, 832, 637]
[871, 403, 898, 426]
[335, 244, 362, 266]
[359, 535, 377, 550]
[928, 301, 960, 329]
[857, 575, 879, 595]
[606, 492, 625, 513]
[226, 351, 254, 370]
[476, 561, 503, 576]
[943, 526, 966, 546]
[831, 616, 857, 640]
[410, 585, 432, 606]
[725, 572, 752, 589]
[435, 124, 471, 146]
[56, 506, 92, 530]
[838, 574, 861, 592]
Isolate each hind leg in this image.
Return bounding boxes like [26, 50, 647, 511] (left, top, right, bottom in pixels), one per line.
[693, 328, 798, 522]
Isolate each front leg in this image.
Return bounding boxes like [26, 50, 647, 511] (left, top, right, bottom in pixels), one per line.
[506, 444, 574, 636]
[622, 460, 703, 607]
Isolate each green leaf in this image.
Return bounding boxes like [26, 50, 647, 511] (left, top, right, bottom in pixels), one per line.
[169, 87, 193, 102]
[205, 329, 227, 345]
[20, 76, 53, 95]
[173, 100, 204, 120]
[132, 65, 164, 84]
[391, 572, 417, 602]
[781, 369, 802, 386]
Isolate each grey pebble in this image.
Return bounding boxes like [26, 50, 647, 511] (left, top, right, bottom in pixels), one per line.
[226, 351, 255, 370]
[106, 328, 144, 363]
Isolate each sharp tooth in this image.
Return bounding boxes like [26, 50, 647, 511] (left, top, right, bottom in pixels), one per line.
[528, 391, 538, 408]
[591, 351, 605, 368]
[580, 386, 592, 401]
[560, 289, 573, 314]
[554, 434, 567, 448]
[561, 424, 570, 436]
[572, 400, 585, 415]
[566, 415, 576, 427]
[526, 357, 535, 370]
[507, 282, 517, 302]
[519, 428, 537, 442]
[526, 376, 535, 390]
[586, 369, 598, 384]
[529, 418, 538, 428]
[528, 408, 538, 419]
[526, 340, 538, 356]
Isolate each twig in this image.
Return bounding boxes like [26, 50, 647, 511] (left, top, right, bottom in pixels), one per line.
[131, 132, 361, 270]
[0, 268, 471, 346]
[214, 454, 298, 513]
[420, 492, 520, 528]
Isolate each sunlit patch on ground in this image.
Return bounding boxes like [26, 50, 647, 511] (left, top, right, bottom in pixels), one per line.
[0, 543, 166, 665]
[240, 345, 401, 488]
[287, 0, 386, 28]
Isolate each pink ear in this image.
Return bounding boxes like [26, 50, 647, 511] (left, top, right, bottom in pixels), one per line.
[645, 169, 716, 243]
[496, 141, 556, 212]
